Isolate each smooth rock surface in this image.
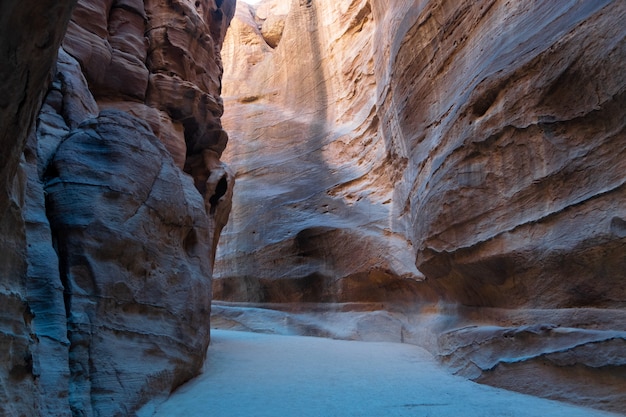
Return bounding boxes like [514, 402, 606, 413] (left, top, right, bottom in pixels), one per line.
[217, 0, 425, 304]
[376, 0, 626, 309]
[44, 109, 214, 416]
[218, 0, 626, 309]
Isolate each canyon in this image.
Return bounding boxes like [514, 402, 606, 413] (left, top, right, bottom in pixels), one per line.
[214, 0, 626, 413]
[0, 0, 624, 416]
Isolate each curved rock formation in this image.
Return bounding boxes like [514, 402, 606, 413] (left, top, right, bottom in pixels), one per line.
[43, 108, 214, 416]
[0, 0, 235, 415]
[63, 0, 236, 228]
[377, 0, 625, 309]
[215, 0, 625, 412]
[219, 0, 625, 307]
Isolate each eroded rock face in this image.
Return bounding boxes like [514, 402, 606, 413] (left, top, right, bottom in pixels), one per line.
[216, 0, 625, 412]
[216, 0, 425, 304]
[63, 0, 236, 216]
[438, 313, 626, 414]
[1, 0, 234, 415]
[218, 0, 626, 313]
[375, 0, 626, 309]
[45, 109, 213, 416]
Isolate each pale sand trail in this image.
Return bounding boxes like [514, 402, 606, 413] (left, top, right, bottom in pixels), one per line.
[139, 330, 622, 417]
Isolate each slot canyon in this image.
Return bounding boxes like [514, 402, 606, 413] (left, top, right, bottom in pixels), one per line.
[0, 0, 624, 416]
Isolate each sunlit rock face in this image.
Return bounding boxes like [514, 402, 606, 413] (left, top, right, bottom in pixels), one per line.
[216, 0, 625, 412]
[0, 0, 234, 415]
[219, 0, 625, 307]
[216, 0, 426, 304]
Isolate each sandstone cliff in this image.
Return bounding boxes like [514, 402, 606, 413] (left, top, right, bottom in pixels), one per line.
[0, 0, 234, 416]
[215, 0, 625, 412]
[216, 0, 426, 303]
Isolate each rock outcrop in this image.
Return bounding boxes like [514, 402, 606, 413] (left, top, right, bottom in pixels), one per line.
[0, 0, 234, 415]
[62, 0, 236, 235]
[218, 0, 625, 308]
[215, 0, 625, 412]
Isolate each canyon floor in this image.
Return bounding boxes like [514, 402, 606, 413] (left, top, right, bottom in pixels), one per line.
[138, 306, 623, 417]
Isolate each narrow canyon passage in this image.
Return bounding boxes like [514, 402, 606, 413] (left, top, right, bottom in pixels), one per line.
[140, 330, 619, 417]
[1, 0, 624, 414]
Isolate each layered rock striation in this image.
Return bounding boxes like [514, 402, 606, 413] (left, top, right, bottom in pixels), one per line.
[215, 0, 625, 412]
[0, 0, 234, 415]
[377, 0, 626, 309]
[219, 0, 625, 309]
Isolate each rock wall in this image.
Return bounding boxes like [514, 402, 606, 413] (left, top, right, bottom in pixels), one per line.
[62, 0, 235, 240]
[216, 0, 427, 303]
[219, 0, 625, 307]
[376, 0, 626, 309]
[371, 2, 626, 408]
[0, 0, 235, 416]
[216, 0, 625, 412]
[0, 2, 78, 416]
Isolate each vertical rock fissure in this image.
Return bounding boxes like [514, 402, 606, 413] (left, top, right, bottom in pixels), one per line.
[40, 127, 72, 331]
[209, 175, 228, 215]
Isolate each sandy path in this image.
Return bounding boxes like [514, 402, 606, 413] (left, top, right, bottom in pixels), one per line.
[139, 330, 620, 417]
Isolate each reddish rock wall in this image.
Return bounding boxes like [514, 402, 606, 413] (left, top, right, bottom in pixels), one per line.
[219, 0, 625, 308]
[216, 0, 426, 303]
[375, 0, 626, 309]
[0, 0, 235, 415]
[62, 0, 235, 228]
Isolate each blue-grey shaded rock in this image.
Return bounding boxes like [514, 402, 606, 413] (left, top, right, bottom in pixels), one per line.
[0, 1, 78, 416]
[44, 109, 213, 416]
[1, 0, 236, 415]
